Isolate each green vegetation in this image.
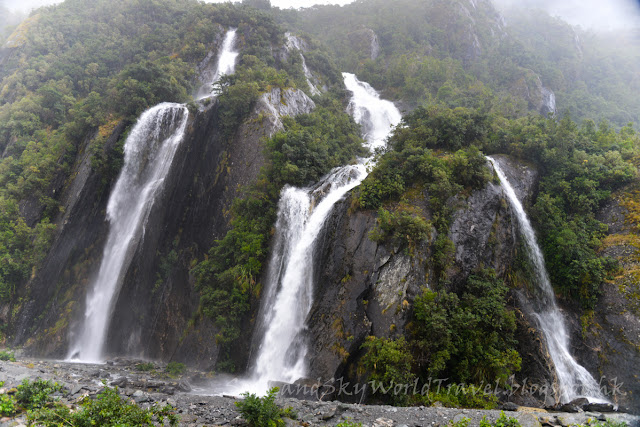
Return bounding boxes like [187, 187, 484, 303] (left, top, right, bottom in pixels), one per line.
[136, 362, 155, 371]
[235, 387, 296, 427]
[361, 336, 415, 405]
[0, 349, 16, 361]
[27, 386, 178, 426]
[360, 270, 518, 408]
[335, 420, 363, 427]
[362, 104, 637, 307]
[0, 393, 16, 417]
[266, 100, 367, 187]
[291, 0, 640, 128]
[413, 269, 520, 384]
[448, 413, 522, 427]
[480, 413, 521, 427]
[0, 380, 177, 425]
[165, 361, 186, 376]
[15, 378, 63, 410]
[0, 0, 292, 304]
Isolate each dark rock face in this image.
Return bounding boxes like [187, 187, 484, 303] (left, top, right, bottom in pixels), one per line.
[490, 154, 538, 206]
[571, 194, 640, 413]
[305, 156, 555, 404]
[13, 123, 127, 356]
[14, 86, 315, 369]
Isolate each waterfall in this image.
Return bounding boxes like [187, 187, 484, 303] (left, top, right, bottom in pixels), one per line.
[68, 29, 240, 363]
[67, 103, 189, 362]
[286, 33, 321, 96]
[196, 29, 239, 100]
[225, 73, 400, 395]
[488, 156, 606, 404]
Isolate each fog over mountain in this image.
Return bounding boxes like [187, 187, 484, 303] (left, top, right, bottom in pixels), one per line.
[3, 0, 640, 32]
[493, 0, 640, 31]
[2, 0, 63, 13]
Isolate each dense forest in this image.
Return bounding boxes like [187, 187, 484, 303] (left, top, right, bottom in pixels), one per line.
[0, 0, 639, 415]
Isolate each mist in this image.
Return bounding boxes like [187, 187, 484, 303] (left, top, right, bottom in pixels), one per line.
[492, 0, 640, 32]
[202, 0, 354, 8]
[2, 0, 63, 13]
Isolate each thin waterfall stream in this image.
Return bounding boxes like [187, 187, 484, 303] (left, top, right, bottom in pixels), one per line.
[488, 156, 606, 404]
[67, 29, 239, 363]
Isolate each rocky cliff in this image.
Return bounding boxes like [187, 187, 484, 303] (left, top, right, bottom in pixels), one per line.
[573, 187, 640, 412]
[304, 155, 559, 406]
[11, 86, 316, 369]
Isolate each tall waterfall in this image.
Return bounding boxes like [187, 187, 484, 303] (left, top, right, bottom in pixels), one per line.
[196, 29, 239, 100]
[233, 73, 401, 394]
[488, 157, 606, 404]
[68, 29, 240, 363]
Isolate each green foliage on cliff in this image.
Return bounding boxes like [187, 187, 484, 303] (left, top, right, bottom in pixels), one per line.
[361, 336, 415, 406]
[289, 0, 640, 128]
[360, 270, 518, 408]
[412, 269, 521, 384]
[363, 103, 638, 308]
[0, 0, 289, 303]
[266, 99, 367, 186]
[489, 114, 637, 308]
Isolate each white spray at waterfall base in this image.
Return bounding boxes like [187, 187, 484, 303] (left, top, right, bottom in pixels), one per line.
[216, 73, 401, 396]
[67, 29, 240, 363]
[488, 156, 607, 404]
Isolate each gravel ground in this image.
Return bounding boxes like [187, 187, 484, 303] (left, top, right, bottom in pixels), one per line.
[0, 359, 638, 427]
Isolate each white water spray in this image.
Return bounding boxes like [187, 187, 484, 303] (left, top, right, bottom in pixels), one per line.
[196, 29, 239, 100]
[488, 156, 606, 404]
[68, 29, 240, 363]
[68, 103, 189, 363]
[224, 73, 401, 395]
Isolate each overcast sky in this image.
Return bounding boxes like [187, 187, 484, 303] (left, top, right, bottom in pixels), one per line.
[3, 0, 640, 32]
[492, 0, 640, 31]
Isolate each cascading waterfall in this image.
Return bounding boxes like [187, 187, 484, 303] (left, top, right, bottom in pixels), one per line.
[196, 29, 239, 100]
[233, 73, 401, 395]
[68, 29, 240, 363]
[488, 157, 606, 404]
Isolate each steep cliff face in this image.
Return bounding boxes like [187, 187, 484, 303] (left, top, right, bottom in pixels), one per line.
[9, 120, 127, 354]
[106, 87, 315, 368]
[509, 71, 557, 116]
[305, 156, 556, 404]
[13, 86, 315, 368]
[573, 189, 640, 412]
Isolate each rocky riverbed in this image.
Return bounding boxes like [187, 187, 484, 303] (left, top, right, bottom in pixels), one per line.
[0, 358, 638, 427]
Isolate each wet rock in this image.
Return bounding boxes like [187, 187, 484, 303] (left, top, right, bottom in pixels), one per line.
[320, 406, 337, 420]
[159, 386, 175, 395]
[584, 402, 616, 413]
[558, 403, 580, 413]
[538, 416, 557, 426]
[110, 377, 128, 387]
[177, 380, 191, 392]
[567, 397, 589, 409]
[501, 402, 519, 411]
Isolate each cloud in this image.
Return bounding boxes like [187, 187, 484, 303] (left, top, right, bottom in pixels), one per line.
[492, 0, 640, 31]
[3, 0, 63, 13]
[203, 0, 354, 9]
